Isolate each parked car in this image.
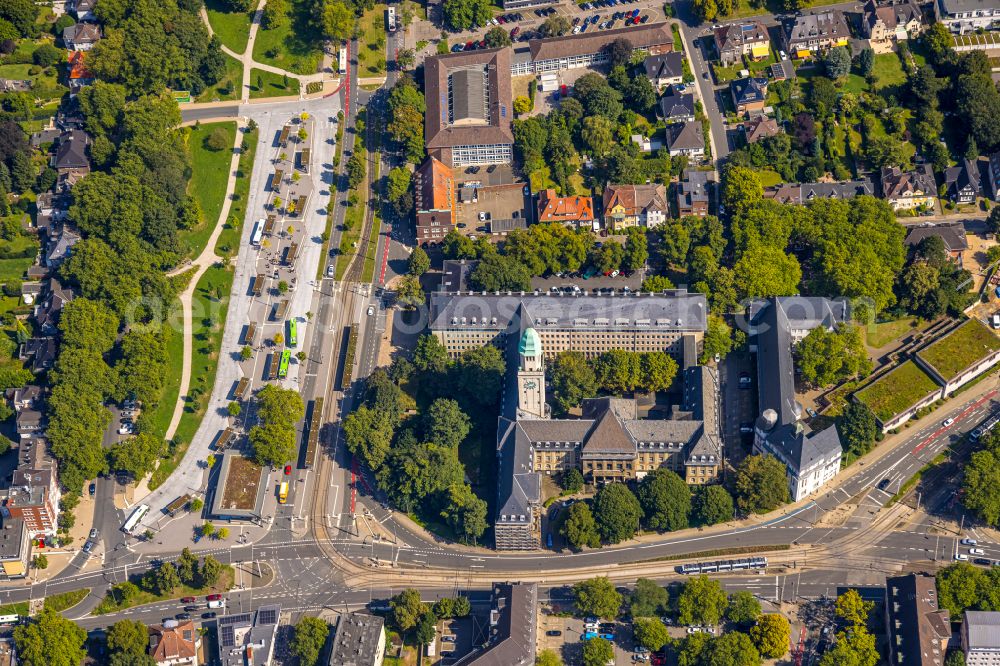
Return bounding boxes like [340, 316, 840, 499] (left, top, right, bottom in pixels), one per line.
[181, 597, 197, 603]
[974, 557, 992, 565]
[202, 612, 217, 619]
[89, 528, 99, 539]
[89, 483, 96, 496]
[284, 465, 292, 475]
[82, 540, 93, 553]
[956, 552, 970, 560]
[546, 630, 562, 637]
[206, 594, 223, 601]
[971, 548, 986, 555]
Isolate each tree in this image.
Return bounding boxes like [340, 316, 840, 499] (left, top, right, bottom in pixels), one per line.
[415, 611, 436, 645]
[32, 44, 62, 68]
[677, 632, 712, 666]
[107, 620, 148, 659]
[424, 398, 471, 448]
[175, 548, 199, 586]
[550, 351, 597, 415]
[343, 406, 394, 471]
[636, 469, 690, 532]
[397, 48, 415, 70]
[249, 421, 296, 468]
[322, 0, 355, 41]
[825, 46, 851, 79]
[13, 609, 87, 666]
[539, 15, 571, 37]
[693, 484, 734, 525]
[228, 401, 242, 417]
[593, 348, 640, 394]
[442, 0, 494, 30]
[639, 351, 678, 393]
[31, 554, 47, 570]
[704, 631, 762, 666]
[857, 47, 875, 77]
[200, 522, 216, 539]
[819, 627, 879, 666]
[414, 334, 450, 374]
[455, 345, 506, 405]
[630, 578, 669, 617]
[189, 497, 204, 512]
[262, 0, 288, 28]
[440, 483, 488, 544]
[391, 588, 425, 631]
[835, 589, 875, 626]
[751, 614, 790, 658]
[726, 591, 761, 625]
[205, 127, 230, 151]
[642, 275, 675, 292]
[735, 455, 790, 514]
[200, 556, 222, 587]
[408, 247, 430, 276]
[678, 575, 728, 626]
[536, 649, 564, 666]
[562, 501, 601, 550]
[485, 25, 512, 48]
[561, 468, 584, 492]
[60, 298, 120, 354]
[947, 651, 967, 666]
[396, 274, 425, 308]
[795, 325, 872, 388]
[581, 115, 615, 158]
[633, 617, 670, 651]
[573, 577, 622, 619]
[109, 433, 164, 480]
[623, 228, 648, 272]
[965, 446, 1000, 527]
[838, 402, 879, 460]
[291, 617, 330, 666]
[701, 315, 740, 364]
[513, 96, 532, 115]
[593, 482, 642, 544]
[605, 38, 634, 68]
[469, 253, 532, 292]
[733, 245, 802, 299]
[582, 637, 615, 666]
[722, 166, 763, 216]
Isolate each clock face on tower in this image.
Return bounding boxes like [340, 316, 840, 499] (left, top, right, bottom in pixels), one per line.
[523, 380, 537, 390]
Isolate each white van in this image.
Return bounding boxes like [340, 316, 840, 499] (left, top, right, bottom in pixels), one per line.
[207, 600, 226, 609]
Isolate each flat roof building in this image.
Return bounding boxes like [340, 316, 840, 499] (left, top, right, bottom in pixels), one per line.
[330, 613, 384, 666]
[0, 517, 29, 579]
[210, 454, 268, 521]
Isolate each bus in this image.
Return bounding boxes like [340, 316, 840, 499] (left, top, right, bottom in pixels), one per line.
[288, 319, 298, 348]
[278, 481, 289, 504]
[386, 6, 397, 32]
[338, 46, 348, 74]
[0, 615, 20, 626]
[250, 219, 264, 246]
[122, 504, 150, 535]
[278, 350, 291, 378]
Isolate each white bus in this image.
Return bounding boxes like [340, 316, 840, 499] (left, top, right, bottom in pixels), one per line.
[122, 504, 150, 535]
[0, 615, 20, 626]
[339, 46, 348, 75]
[386, 6, 397, 32]
[250, 219, 264, 246]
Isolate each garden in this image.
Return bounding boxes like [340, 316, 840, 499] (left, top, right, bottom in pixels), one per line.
[854, 360, 940, 423]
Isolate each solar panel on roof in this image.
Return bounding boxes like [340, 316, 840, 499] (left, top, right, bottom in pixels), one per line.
[220, 625, 236, 647]
[258, 608, 277, 625]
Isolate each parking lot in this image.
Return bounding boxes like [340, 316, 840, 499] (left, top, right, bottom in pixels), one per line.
[456, 183, 531, 237]
[537, 613, 661, 665]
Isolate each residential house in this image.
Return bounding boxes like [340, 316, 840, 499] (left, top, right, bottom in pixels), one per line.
[62, 23, 101, 51]
[935, 0, 1000, 33]
[964, 611, 1000, 664]
[943, 157, 981, 204]
[45, 223, 81, 268]
[763, 178, 876, 205]
[19, 338, 56, 374]
[880, 165, 939, 211]
[644, 52, 685, 88]
[148, 620, 200, 666]
[714, 21, 771, 65]
[863, 0, 923, 52]
[217, 605, 281, 666]
[904, 222, 969, 264]
[454, 583, 537, 665]
[749, 297, 847, 501]
[424, 48, 514, 167]
[537, 189, 595, 228]
[783, 11, 851, 57]
[630, 134, 664, 154]
[601, 184, 669, 231]
[510, 22, 673, 75]
[730, 77, 768, 115]
[52, 130, 90, 192]
[0, 518, 30, 579]
[67, 50, 95, 96]
[413, 157, 456, 246]
[742, 116, 780, 143]
[33, 278, 75, 336]
[69, 0, 96, 21]
[659, 88, 696, 123]
[3, 442, 60, 538]
[676, 169, 715, 217]
[988, 151, 1000, 199]
[330, 613, 383, 666]
[666, 121, 705, 159]
[884, 574, 951, 666]
[29, 128, 60, 150]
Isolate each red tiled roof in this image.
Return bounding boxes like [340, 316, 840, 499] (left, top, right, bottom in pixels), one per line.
[537, 189, 594, 223]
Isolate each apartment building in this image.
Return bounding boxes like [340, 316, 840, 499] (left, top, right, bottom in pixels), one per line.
[414, 157, 456, 246]
[936, 0, 1000, 33]
[510, 22, 673, 75]
[601, 184, 669, 231]
[965, 611, 1000, 665]
[783, 10, 851, 57]
[884, 574, 950, 666]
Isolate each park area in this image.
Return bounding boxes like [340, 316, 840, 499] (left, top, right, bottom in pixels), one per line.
[854, 360, 940, 423]
[917, 318, 1000, 381]
[204, 0, 252, 53]
[251, 0, 324, 75]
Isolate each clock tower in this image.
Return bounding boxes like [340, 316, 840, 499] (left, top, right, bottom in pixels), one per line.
[517, 327, 546, 419]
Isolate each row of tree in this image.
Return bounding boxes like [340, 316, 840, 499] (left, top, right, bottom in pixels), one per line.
[389, 589, 471, 646]
[248, 384, 305, 467]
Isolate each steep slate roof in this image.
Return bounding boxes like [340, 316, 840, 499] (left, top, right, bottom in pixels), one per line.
[602, 184, 668, 217]
[731, 77, 768, 105]
[149, 621, 198, 662]
[643, 52, 684, 81]
[424, 48, 513, 150]
[583, 408, 636, 454]
[784, 10, 851, 45]
[880, 164, 937, 200]
[455, 583, 537, 666]
[904, 222, 969, 253]
[62, 23, 101, 45]
[527, 22, 672, 62]
[714, 21, 770, 52]
[943, 157, 981, 198]
[53, 130, 89, 170]
[743, 116, 780, 143]
[886, 574, 950, 666]
[666, 121, 704, 151]
[659, 89, 696, 120]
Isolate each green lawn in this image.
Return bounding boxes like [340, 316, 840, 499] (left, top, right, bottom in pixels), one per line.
[44, 588, 90, 613]
[757, 169, 783, 187]
[149, 263, 234, 490]
[0, 602, 28, 616]
[144, 304, 184, 441]
[0, 235, 40, 284]
[728, 0, 843, 19]
[251, 0, 324, 75]
[854, 361, 940, 422]
[863, 317, 924, 349]
[204, 0, 252, 53]
[0, 59, 66, 104]
[671, 23, 684, 52]
[335, 113, 368, 280]
[918, 318, 1000, 381]
[196, 52, 242, 103]
[215, 127, 260, 258]
[182, 122, 238, 258]
[871, 53, 907, 89]
[248, 68, 300, 99]
[358, 4, 388, 76]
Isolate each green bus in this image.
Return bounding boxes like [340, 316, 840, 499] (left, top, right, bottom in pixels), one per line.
[278, 350, 291, 378]
[288, 319, 298, 348]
